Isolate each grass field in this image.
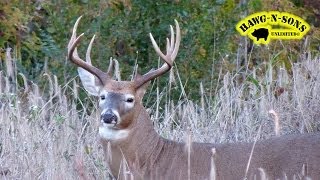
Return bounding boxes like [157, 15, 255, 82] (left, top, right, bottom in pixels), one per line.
[1, 47, 319, 179]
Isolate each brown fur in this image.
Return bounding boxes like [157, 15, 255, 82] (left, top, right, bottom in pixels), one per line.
[101, 101, 320, 180]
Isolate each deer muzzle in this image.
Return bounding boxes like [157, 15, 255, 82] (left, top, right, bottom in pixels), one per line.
[101, 110, 118, 125]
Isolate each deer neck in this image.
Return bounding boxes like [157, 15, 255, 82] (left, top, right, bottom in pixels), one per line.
[120, 105, 164, 165]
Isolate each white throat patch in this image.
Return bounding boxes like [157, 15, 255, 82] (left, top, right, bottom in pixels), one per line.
[99, 126, 129, 141]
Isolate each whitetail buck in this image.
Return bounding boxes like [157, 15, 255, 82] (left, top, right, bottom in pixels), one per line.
[68, 16, 320, 179]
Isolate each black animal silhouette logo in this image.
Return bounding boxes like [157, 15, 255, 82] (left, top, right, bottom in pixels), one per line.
[251, 28, 269, 41]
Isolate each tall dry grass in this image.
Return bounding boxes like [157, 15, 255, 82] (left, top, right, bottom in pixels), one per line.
[0, 47, 319, 179]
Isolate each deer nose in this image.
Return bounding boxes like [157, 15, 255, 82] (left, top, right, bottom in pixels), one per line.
[101, 111, 118, 124]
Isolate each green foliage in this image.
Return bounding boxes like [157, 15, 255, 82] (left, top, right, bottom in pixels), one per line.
[0, 1, 30, 47]
[1, 0, 319, 102]
[248, 0, 263, 11]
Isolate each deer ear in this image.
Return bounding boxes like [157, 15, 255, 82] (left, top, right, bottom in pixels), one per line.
[77, 67, 102, 96]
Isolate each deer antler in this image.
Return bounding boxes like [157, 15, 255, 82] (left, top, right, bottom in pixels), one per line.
[68, 16, 113, 85]
[134, 20, 181, 88]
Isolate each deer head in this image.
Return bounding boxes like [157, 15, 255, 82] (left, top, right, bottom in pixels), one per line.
[68, 16, 180, 141]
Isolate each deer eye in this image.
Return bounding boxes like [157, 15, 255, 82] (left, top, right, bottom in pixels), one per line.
[100, 95, 106, 100]
[126, 98, 134, 103]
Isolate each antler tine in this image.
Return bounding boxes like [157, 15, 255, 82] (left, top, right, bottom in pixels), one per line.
[68, 16, 111, 85]
[85, 34, 95, 64]
[171, 20, 181, 60]
[87, 35, 114, 78]
[106, 58, 114, 78]
[135, 20, 181, 88]
[149, 33, 168, 64]
[169, 25, 175, 53]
